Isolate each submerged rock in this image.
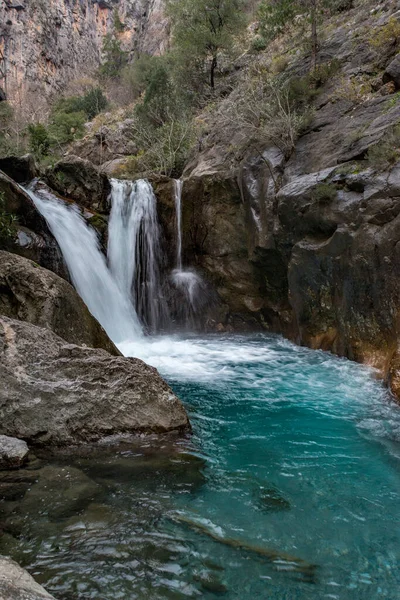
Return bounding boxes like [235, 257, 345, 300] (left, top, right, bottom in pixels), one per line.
[0, 556, 56, 599]
[0, 436, 29, 470]
[0, 316, 190, 446]
[0, 251, 119, 355]
[15, 465, 100, 521]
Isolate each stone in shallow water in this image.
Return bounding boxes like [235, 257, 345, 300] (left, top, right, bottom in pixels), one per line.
[0, 556, 56, 599]
[0, 436, 29, 469]
[257, 486, 291, 512]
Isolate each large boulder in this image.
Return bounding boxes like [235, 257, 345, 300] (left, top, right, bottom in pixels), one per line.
[0, 251, 119, 355]
[0, 556, 56, 599]
[0, 316, 190, 446]
[45, 156, 111, 212]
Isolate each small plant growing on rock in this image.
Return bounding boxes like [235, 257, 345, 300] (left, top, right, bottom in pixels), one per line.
[0, 192, 18, 247]
[311, 182, 337, 204]
[369, 17, 400, 50]
[367, 125, 400, 171]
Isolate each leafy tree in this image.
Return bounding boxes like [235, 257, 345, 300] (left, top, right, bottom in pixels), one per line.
[167, 0, 247, 89]
[49, 110, 86, 144]
[27, 123, 50, 157]
[99, 34, 128, 80]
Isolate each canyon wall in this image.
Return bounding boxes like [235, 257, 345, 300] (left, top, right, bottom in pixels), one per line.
[0, 0, 168, 114]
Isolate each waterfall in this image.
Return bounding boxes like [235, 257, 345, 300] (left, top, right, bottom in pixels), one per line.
[108, 179, 170, 333]
[174, 179, 183, 270]
[171, 180, 208, 327]
[25, 184, 142, 344]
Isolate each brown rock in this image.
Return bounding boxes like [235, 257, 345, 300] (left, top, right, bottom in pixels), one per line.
[0, 251, 119, 355]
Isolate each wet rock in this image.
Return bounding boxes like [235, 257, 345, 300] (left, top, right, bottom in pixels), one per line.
[257, 487, 291, 512]
[0, 251, 118, 354]
[194, 570, 228, 595]
[0, 556, 56, 599]
[45, 156, 111, 212]
[0, 171, 67, 279]
[0, 154, 37, 183]
[0, 316, 190, 446]
[0, 436, 29, 470]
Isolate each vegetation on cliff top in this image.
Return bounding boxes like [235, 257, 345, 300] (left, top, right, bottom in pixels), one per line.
[2, 0, 400, 178]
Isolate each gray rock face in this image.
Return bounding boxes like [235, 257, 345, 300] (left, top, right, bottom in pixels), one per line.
[0, 251, 119, 355]
[0, 316, 190, 446]
[1, 0, 168, 111]
[384, 53, 400, 89]
[0, 436, 29, 469]
[0, 556, 55, 599]
[44, 156, 111, 212]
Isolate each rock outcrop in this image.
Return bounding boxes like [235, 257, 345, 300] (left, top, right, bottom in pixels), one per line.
[44, 156, 111, 212]
[0, 251, 119, 354]
[0, 316, 190, 446]
[0, 0, 168, 111]
[0, 171, 67, 279]
[0, 155, 38, 184]
[0, 557, 56, 600]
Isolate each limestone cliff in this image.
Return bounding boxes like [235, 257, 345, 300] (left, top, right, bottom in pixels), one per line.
[0, 0, 168, 112]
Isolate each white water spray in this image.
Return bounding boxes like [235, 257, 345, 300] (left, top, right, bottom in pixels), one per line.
[25, 184, 142, 344]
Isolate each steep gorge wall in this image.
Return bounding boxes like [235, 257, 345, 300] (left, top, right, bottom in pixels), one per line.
[0, 0, 167, 114]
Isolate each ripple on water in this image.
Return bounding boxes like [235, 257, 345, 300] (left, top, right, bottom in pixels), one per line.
[1, 334, 400, 599]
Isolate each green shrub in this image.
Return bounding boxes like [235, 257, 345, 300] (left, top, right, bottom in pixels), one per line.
[252, 35, 268, 52]
[53, 88, 108, 121]
[309, 59, 341, 87]
[369, 16, 400, 49]
[367, 126, 400, 170]
[99, 34, 128, 80]
[0, 192, 18, 247]
[27, 123, 50, 157]
[311, 182, 337, 204]
[49, 110, 86, 144]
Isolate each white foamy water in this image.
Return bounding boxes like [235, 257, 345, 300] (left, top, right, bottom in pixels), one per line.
[109, 179, 169, 331]
[25, 184, 142, 344]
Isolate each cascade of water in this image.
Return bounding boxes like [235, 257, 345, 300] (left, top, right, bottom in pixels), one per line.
[171, 179, 208, 327]
[174, 179, 183, 270]
[108, 179, 170, 333]
[25, 183, 142, 344]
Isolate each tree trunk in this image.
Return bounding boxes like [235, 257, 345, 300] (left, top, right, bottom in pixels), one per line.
[210, 55, 217, 89]
[310, 0, 318, 71]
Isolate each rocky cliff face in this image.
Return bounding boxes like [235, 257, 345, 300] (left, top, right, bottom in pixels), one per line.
[0, 0, 168, 112]
[180, 1, 400, 396]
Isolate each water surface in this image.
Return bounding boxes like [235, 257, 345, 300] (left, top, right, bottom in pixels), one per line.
[1, 334, 400, 599]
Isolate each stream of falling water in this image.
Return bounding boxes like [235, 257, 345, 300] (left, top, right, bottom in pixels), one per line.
[25, 183, 142, 344]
